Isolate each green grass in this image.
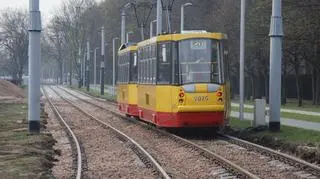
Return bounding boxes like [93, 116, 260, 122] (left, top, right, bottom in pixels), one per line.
[71, 86, 116, 101]
[0, 103, 55, 178]
[232, 99, 320, 113]
[231, 106, 320, 123]
[229, 117, 320, 144]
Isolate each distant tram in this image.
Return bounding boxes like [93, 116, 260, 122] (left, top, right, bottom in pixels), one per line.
[117, 44, 139, 117]
[117, 31, 230, 128]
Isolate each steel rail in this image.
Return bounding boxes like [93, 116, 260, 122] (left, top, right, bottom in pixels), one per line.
[42, 87, 83, 179]
[58, 86, 259, 179]
[67, 87, 320, 175]
[221, 134, 320, 177]
[50, 86, 171, 179]
[69, 87, 320, 176]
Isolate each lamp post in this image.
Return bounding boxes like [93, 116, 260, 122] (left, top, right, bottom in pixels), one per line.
[269, 0, 283, 132]
[101, 26, 105, 95]
[86, 40, 90, 92]
[150, 20, 157, 38]
[121, 3, 131, 44]
[76, 5, 81, 88]
[113, 37, 119, 96]
[239, 0, 246, 121]
[94, 47, 100, 90]
[126, 31, 133, 43]
[180, 3, 192, 33]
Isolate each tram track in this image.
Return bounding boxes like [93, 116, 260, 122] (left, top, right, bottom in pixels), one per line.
[58, 86, 259, 179]
[42, 86, 84, 179]
[61, 86, 320, 178]
[220, 134, 320, 177]
[46, 86, 170, 179]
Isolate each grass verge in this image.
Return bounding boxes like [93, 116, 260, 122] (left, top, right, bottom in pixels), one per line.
[228, 117, 320, 164]
[231, 106, 320, 123]
[232, 99, 320, 113]
[0, 103, 56, 178]
[70, 86, 116, 101]
[229, 117, 320, 144]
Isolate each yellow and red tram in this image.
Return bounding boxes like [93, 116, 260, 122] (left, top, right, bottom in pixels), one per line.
[117, 44, 139, 117]
[117, 31, 230, 128]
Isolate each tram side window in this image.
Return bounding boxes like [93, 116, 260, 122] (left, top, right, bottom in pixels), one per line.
[117, 53, 130, 84]
[117, 55, 122, 84]
[157, 42, 172, 84]
[130, 52, 138, 83]
[138, 49, 141, 83]
[172, 42, 179, 84]
[125, 52, 129, 83]
[211, 42, 220, 83]
[152, 44, 157, 84]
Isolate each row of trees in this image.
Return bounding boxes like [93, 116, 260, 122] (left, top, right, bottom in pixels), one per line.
[0, 9, 28, 84]
[0, 0, 319, 106]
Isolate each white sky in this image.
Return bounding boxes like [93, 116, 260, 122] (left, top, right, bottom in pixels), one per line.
[0, 0, 68, 25]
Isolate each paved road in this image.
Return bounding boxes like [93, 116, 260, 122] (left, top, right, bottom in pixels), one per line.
[232, 103, 320, 117]
[231, 111, 320, 132]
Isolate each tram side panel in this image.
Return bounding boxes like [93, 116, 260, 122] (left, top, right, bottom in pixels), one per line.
[117, 84, 128, 114]
[137, 85, 157, 123]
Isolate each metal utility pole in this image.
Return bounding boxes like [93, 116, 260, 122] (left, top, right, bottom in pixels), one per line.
[113, 37, 119, 95]
[121, 3, 131, 44]
[180, 3, 192, 33]
[28, 0, 42, 133]
[76, 5, 81, 88]
[82, 52, 86, 87]
[86, 40, 90, 92]
[100, 26, 105, 95]
[140, 25, 145, 40]
[126, 31, 133, 43]
[239, 0, 246, 121]
[94, 47, 99, 90]
[150, 20, 157, 38]
[156, 0, 162, 35]
[269, 0, 283, 132]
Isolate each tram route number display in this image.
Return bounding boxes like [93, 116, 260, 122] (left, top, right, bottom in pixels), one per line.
[190, 40, 207, 50]
[193, 96, 209, 102]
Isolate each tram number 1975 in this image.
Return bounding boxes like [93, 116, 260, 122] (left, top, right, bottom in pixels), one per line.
[193, 96, 209, 102]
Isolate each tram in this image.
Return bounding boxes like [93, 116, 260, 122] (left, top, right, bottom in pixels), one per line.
[116, 43, 139, 117]
[135, 31, 231, 128]
[116, 31, 230, 128]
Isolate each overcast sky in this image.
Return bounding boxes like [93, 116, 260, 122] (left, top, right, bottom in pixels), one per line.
[0, 0, 64, 24]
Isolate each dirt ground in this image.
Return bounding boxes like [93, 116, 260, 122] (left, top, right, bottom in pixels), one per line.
[0, 101, 57, 179]
[0, 80, 26, 98]
[226, 127, 320, 165]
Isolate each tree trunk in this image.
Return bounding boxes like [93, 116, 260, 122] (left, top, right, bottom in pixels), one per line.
[59, 60, 63, 84]
[251, 75, 255, 100]
[316, 70, 320, 105]
[295, 72, 303, 107]
[18, 67, 23, 86]
[312, 68, 316, 105]
[281, 59, 287, 105]
[264, 74, 269, 104]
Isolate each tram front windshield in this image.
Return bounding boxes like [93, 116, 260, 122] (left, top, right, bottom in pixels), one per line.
[178, 39, 221, 84]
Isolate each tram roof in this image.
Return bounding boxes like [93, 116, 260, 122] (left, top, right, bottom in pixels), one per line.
[118, 44, 138, 54]
[137, 32, 227, 47]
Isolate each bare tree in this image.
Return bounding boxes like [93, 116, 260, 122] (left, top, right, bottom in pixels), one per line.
[0, 8, 29, 84]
